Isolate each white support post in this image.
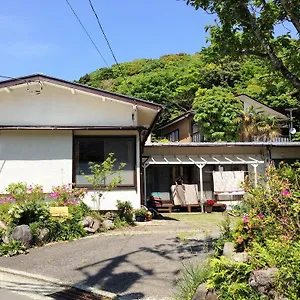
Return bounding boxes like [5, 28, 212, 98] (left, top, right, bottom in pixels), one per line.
[143, 164, 149, 205]
[196, 163, 206, 212]
[251, 163, 258, 187]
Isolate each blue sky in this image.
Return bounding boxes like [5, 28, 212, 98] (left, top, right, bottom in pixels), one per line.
[0, 0, 214, 81]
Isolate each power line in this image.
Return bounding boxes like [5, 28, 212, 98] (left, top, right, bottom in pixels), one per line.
[64, 0, 110, 68]
[87, 0, 130, 86]
[88, 0, 121, 67]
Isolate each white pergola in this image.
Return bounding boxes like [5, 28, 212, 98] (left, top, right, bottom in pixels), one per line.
[143, 155, 265, 205]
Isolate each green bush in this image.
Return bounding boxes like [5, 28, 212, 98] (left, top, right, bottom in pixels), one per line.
[8, 201, 50, 226]
[134, 207, 148, 216]
[250, 239, 300, 298]
[42, 216, 87, 242]
[0, 241, 27, 257]
[206, 257, 260, 300]
[116, 200, 134, 225]
[6, 182, 45, 202]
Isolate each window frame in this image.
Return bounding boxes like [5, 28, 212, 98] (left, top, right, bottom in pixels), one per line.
[165, 129, 179, 142]
[72, 135, 137, 190]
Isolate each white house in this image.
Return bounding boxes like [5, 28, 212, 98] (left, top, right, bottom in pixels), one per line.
[0, 74, 299, 211]
[0, 74, 162, 210]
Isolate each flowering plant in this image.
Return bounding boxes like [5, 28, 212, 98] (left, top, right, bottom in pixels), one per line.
[49, 184, 87, 206]
[205, 199, 215, 206]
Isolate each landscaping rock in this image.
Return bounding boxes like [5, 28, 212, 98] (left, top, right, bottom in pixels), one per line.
[83, 216, 94, 227]
[36, 228, 50, 245]
[104, 212, 115, 221]
[0, 220, 7, 230]
[80, 219, 90, 228]
[192, 283, 218, 300]
[223, 242, 235, 257]
[103, 220, 114, 230]
[231, 251, 249, 263]
[249, 268, 279, 295]
[84, 219, 100, 233]
[11, 225, 33, 248]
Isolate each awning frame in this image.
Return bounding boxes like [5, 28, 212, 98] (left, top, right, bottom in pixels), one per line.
[142, 154, 264, 208]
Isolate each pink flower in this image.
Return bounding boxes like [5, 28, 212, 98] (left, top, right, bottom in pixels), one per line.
[242, 216, 249, 222]
[259, 213, 264, 219]
[282, 190, 290, 196]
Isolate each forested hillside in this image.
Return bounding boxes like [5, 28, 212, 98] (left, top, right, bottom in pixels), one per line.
[77, 51, 299, 141]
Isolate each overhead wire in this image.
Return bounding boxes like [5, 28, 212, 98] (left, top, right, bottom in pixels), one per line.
[87, 0, 130, 85]
[64, 0, 110, 68]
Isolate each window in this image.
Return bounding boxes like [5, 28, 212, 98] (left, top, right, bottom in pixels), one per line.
[165, 129, 179, 142]
[74, 136, 136, 186]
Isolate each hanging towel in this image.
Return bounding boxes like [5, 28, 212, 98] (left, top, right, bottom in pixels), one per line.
[213, 171, 245, 193]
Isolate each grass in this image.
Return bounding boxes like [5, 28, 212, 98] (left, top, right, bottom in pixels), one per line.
[174, 261, 212, 300]
[171, 212, 231, 229]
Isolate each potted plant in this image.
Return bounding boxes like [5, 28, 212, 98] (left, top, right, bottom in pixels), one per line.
[134, 208, 148, 222]
[205, 199, 215, 213]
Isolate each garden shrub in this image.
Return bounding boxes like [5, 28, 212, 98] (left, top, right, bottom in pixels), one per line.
[0, 200, 16, 224]
[250, 239, 300, 299]
[116, 200, 134, 225]
[49, 184, 87, 206]
[8, 201, 50, 226]
[0, 240, 27, 257]
[45, 216, 87, 241]
[206, 257, 260, 300]
[6, 182, 45, 202]
[178, 163, 300, 300]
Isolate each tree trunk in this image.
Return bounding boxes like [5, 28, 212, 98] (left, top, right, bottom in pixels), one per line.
[242, 3, 300, 90]
[279, 0, 300, 36]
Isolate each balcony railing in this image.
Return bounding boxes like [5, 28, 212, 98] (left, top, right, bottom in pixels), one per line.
[192, 133, 205, 142]
[253, 135, 290, 142]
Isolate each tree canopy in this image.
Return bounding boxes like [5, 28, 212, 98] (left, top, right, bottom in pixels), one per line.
[184, 0, 300, 90]
[77, 51, 298, 141]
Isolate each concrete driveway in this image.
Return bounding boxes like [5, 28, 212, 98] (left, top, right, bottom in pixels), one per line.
[0, 216, 221, 299]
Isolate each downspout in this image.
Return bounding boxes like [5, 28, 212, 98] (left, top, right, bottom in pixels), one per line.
[137, 127, 144, 206]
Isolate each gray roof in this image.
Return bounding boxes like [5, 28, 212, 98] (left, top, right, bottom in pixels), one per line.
[146, 142, 300, 147]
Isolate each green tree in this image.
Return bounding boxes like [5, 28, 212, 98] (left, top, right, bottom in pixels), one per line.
[193, 87, 243, 141]
[233, 106, 281, 141]
[84, 153, 125, 210]
[184, 0, 300, 90]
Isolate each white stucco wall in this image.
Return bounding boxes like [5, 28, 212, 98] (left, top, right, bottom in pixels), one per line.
[84, 190, 140, 210]
[0, 130, 142, 209]
[0, 130, 73, 192]
[0, 83, 135, 127]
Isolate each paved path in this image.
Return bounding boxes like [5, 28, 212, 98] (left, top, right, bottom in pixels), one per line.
[0, 219, 220, 299]
[0, 270, 62, 299]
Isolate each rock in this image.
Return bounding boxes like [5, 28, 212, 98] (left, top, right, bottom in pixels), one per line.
[36, 228, 50, 245]
[80, 219, 90, 228]
[223, 242, 235, 257]
[83, 216, 94, 227]
[0, 220, 7, 230]
[104, 212, 115, 221]
[103, 220, 114, 230]
[231, 251, 249, 263]
[84, 219, 100, 233]
[192, 283, 218, 300]
[11, 225, 33, 248]
[249, 268, 279, 295]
